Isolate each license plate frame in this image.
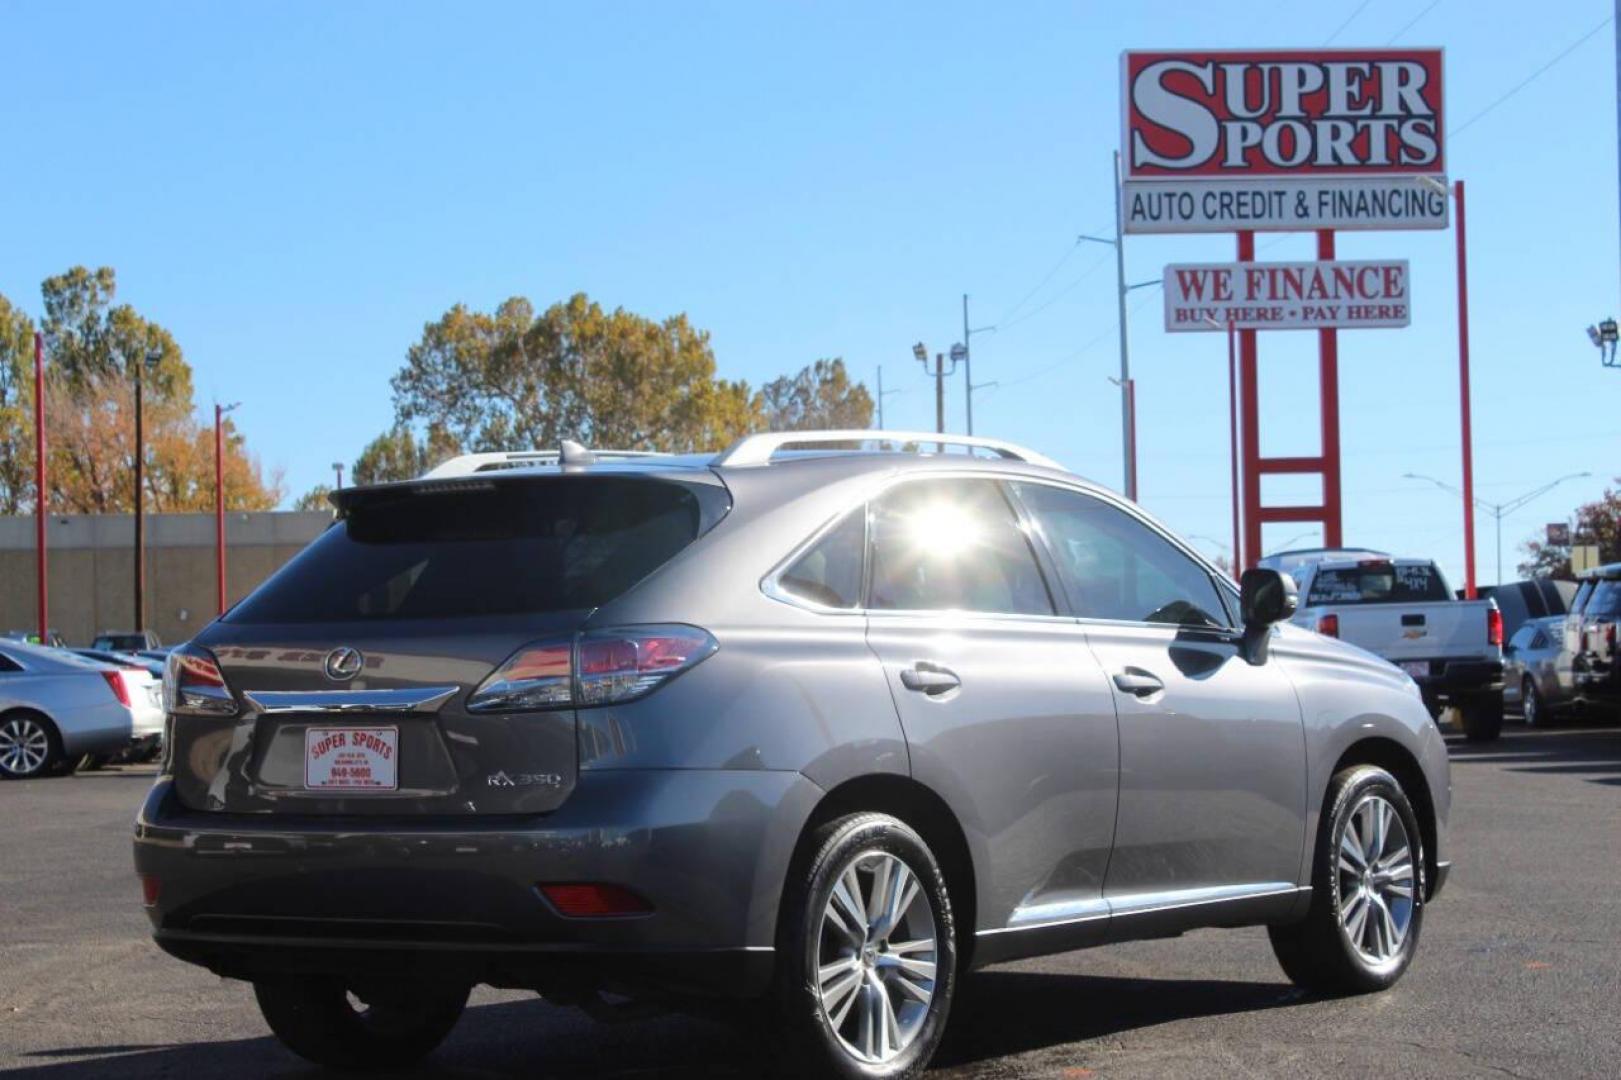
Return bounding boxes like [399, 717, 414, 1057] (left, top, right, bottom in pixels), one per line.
[303, 726, 399, 792]
[1399, 660, 1430, 679]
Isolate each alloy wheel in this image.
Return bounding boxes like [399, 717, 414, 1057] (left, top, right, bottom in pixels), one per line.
[0, 716, 51, 777]
[1336, 793, 1416, 965]
[815, 850, 939, 1065]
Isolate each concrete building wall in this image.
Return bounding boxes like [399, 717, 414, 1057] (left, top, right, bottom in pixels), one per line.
[0, 511, 333, 646]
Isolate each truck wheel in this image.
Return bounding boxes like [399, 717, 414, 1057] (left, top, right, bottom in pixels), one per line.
[772, 812, 957, 1078]
[1521, 679, 1545, 728]
[1268, 765, 1425, 994]
[1460, 693, 1504, 742]
[253, 979, 468, 1071]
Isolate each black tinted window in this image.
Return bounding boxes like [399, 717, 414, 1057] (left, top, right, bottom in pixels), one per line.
[1307, 563, 1449, 605]
[229, 479, 708, 623]
[869, 479, 1053, 616]
[778, 510, 865, 609]
[1013, 482, 1231, 628]
[1571, 580, 1595, 614]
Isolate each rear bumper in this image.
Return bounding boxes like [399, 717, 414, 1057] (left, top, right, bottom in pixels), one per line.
[133, 768, 823, 998]
[1415, 659, 1503, 705]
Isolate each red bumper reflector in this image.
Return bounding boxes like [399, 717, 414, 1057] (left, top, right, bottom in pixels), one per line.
[538, 883, 652, 918]
[139, 873, 161, 907]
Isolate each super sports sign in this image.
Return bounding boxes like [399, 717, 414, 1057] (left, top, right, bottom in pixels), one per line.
[1120, 49, 1447, 233]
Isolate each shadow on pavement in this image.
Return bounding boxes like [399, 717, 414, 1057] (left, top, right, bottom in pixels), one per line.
[1446, 725, 1621, 788]
[8, 970, 1308, 1078]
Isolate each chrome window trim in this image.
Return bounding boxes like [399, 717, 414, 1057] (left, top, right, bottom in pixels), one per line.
[760, 467, 1241, 631]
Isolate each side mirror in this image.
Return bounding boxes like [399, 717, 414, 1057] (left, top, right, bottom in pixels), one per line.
[1239, 568, 1298, 665]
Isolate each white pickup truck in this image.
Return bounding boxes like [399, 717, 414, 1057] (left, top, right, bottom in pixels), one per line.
[1289, 555, 1506, 741]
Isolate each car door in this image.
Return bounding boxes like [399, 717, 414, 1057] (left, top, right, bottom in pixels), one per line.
[1009, 481, 1306, 928]
[860, 476, 1121, 947]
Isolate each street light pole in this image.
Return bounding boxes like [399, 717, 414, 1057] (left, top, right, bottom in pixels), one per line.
[215, 402, 239, 615]
[959, 295, 995, 436]
[1403, 471, 1592, 584]
[332, 462, 345, 490]
[1111, 150, 1133, 500]
[33, 332, 47, 645]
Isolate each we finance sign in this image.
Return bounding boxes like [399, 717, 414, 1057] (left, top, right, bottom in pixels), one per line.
[1163, 259, 1411, 332]
[1121, 49, 1447, 233]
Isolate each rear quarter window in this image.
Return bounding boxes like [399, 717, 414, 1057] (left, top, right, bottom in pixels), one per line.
[228, 477, 721, 623]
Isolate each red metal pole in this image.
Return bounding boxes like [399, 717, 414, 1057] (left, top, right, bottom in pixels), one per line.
[1455, 180, 1478, 599]
[1227, 319, 1241, 572]
[215, 404, 226, 615]
[1316, 229, 1344, 548]
[33, 332, 47, 643]
[1237, 230, 1262, 570]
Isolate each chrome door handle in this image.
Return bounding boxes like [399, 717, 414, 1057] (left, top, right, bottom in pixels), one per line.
[900, 664, 961, 695]
[1113, 671, 1165, 697]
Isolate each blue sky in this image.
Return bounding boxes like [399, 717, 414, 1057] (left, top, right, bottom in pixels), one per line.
[5, 0, 1618, 587]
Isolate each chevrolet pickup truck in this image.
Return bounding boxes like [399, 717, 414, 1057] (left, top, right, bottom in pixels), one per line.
[1291, 556, 1505, 741]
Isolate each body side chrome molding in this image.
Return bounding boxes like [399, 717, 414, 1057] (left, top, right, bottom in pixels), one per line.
[242, 686, 460, 716]
[980, 882, 1309, 938]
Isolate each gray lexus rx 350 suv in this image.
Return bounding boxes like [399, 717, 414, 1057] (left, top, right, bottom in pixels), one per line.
[134, 431, 1450, 1076]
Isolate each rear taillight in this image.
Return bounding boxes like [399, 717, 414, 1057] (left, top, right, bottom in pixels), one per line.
[1487, 607, 1504, 647]
[468, 625, 718, 712]
[164, 644, 238, 717]
[1607, 624, 1617, 649]
[101, 670, 132, 708]
[1317, 613, 1340, 638]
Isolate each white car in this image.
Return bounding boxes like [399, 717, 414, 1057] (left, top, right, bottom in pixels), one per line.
[0, 640, 164, 778]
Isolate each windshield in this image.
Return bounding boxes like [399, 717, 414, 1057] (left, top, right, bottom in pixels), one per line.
[1307, 563, 1449, 605]
[227, 477, 719, 623]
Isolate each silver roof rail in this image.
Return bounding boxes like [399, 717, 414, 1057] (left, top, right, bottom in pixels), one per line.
[713, 430, 1063, 470]
[421, 447, 663, 479]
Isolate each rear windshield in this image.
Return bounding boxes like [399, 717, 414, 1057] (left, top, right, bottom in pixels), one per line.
[228, 478, 716, 623]
[1307, 563, 1449, 605]
[1588, 580, 1621, 618]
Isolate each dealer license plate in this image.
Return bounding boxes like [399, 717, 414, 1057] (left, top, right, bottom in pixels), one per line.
[1400, 661, 1430, 678]
[304, 726, 399, 791]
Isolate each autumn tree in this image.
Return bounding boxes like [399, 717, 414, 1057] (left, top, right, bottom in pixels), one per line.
[0, 268, 283, 514]
[757, 358, 874, 431]
[392, 293, 760, 454]
[1519, 481, 1621, 579]
[352, 424, 461, 485]
[293, 485, 335, 512]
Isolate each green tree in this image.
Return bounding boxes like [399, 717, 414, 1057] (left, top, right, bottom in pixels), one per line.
[293, 484, 335, 512]
[351, 424, 461, 485]
[392, 293, 761, 453]
[1519, 481, 1621, 579]
[0, 296, 39, 513]
[757, 358, 874, 431]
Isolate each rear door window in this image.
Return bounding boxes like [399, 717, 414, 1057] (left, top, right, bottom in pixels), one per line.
[1012, 482, 1232, 629]
[868, 479, 1054, 616]
[1306, 563, 1449, 605]
[228, 478, 720, 623]
[1588, 580, 1621, 618]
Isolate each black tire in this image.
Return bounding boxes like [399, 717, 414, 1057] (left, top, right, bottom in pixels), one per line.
[1268, 765, 1425, 995]
[0, 711, 65, 780]
[1521, 678, 1546, 728]
[772, 812, 958, 1079]
[1460, 692, 1504, 741]
[253, 978, 469, 1072]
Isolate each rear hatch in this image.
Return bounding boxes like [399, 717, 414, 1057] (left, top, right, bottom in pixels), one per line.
[169, 471, 728, 816]
[1304, 560, 1494, 665]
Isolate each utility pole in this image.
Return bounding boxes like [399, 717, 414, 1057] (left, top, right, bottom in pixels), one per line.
[962, 296, 973, 435]
[1112, 150, 1134, 501]
[876, 366, 901, 429]
[912, 343, 958, 441]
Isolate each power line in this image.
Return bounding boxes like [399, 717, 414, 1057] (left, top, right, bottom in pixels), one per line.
[994, 240, 1079, 325]
[1450, 15, 1613, 139]
[996, 250, 1113, 332]
[1386, 0, 1443, 44]
[1323, 0, 1375, 45]
[995, 282, 1164, 390]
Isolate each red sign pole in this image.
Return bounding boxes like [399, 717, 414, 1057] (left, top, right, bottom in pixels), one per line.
[1226, 318, 1241, 571]
[33, 332, 47, 643]
[215, 404, 227, 615]
[1316, 229, 1344, 548]
[1237, 231, 1262, 570]
[1454, 179, 1478, 599]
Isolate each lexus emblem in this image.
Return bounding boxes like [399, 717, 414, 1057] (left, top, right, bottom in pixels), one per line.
[324, 647, 364, 682]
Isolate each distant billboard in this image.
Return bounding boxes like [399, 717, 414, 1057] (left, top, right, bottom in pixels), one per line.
[1121, 48, 1447, 233]
[1163, 259, 1410, 332]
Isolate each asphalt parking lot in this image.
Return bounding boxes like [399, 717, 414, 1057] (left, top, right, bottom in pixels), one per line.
[3, 722, 1618, 1079]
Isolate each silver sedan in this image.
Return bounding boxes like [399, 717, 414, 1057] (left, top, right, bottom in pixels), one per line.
[1504, 615, 1569, 727]
[0, 640, 164, 779]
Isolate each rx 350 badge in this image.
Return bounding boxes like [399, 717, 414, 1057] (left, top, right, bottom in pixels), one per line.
[487, 771, 564, 789]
